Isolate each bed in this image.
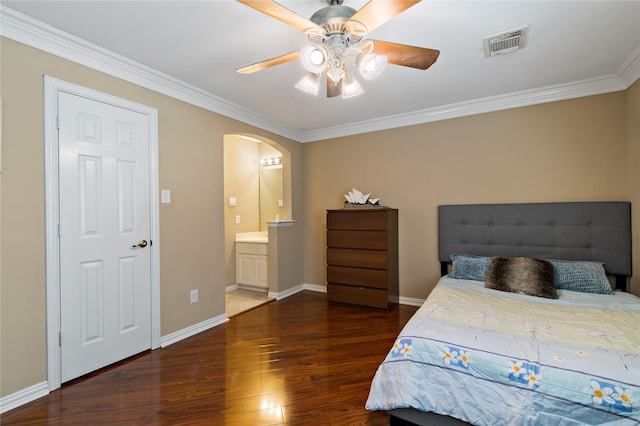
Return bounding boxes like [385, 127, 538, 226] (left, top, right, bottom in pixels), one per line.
[366, 202, 639, 425]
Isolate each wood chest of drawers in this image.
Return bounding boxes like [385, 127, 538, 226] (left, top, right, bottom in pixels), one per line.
[326, 208, 399, 310]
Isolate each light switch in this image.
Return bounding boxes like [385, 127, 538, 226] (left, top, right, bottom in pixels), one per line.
[161, 189, 171, 204]
[229, 197, 237, 207]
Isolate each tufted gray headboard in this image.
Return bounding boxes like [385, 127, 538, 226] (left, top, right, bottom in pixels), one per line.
[438, 202, 632, 290]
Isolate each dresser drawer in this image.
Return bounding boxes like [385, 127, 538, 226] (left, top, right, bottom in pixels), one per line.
[327, 248, 388, 269]
[327, 265, 388, 290]
[327, 284, 389, 310]
[327, 230, 388, 250]
[327, 210, 389, 230]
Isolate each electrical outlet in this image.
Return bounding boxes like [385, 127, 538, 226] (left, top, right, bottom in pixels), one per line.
[190, 289, 198, 304]
[235, 215, 241, 224]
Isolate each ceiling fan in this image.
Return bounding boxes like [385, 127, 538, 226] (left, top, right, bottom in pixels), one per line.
[236, 0, 440, 99]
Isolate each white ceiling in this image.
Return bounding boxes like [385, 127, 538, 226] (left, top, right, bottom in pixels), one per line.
[2, 1, 640, 142]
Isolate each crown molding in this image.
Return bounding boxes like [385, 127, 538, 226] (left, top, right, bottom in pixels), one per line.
[2, 5, 638, 144]
[0, 5, 305, 142]
[301, 73, 631, 142]
[618, 45, 640, 88]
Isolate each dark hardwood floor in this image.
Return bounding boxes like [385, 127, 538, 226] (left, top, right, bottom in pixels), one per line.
[2, 291, 418, 425]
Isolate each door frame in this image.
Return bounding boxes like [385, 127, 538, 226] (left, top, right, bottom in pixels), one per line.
[44, 76, 161, 391]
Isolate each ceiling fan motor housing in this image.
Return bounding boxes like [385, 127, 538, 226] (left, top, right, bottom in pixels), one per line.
[307, 4, 365, 52]
[310, 5, 357, 32]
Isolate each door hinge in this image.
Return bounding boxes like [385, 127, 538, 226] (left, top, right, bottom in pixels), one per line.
[59, 331, 63, 346]
[57, 116, 61, 129]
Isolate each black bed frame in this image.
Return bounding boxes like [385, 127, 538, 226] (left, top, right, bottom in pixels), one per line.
[388, 201, 632, 426]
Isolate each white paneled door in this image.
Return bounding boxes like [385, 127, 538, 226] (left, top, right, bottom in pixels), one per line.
[58, 92, 151, 382]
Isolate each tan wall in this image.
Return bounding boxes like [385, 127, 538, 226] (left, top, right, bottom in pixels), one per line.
[1, 33, 637, 401]
[303, 92, 633, 299]
[627, 79, 640, 295]
[0, 38, 304, 397]
[268, 223, 304, 294]
[224, 136, 261, 232]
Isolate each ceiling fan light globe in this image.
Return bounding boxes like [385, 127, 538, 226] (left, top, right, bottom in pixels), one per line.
[342, 72, 365, 98]
[327, 67, 345, 83]
[294, 73, 321, 96]
[310, 50, 324, 66]
[300, 45, 327, 74]
[357, 53, 388, 80]
[364, 59, 376, 73]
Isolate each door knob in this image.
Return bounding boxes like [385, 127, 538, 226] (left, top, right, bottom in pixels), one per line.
[132, 240, 148, 248]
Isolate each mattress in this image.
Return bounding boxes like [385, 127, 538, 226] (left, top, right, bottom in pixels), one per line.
[366, 277, 640, 425]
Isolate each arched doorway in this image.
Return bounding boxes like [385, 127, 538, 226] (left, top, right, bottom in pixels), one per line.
[223, 133, 291, 316]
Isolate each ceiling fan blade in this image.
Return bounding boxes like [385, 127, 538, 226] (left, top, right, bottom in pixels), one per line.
[327, 76, 343, 98]
[371, 40, 440, 70]
[348, 0, 421, 34]
[237, 0, 322, 33]
[237, 51, 300, 74]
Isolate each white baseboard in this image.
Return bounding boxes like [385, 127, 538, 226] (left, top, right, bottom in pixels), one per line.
[271, 283, 423, 306]
[269, 282, 326, 300]
[160, 313, 228, 348]
[0, 381, 49, 414]
[302, 283, 327, 293]
[237, 284, 269, 293]
[269, 284, 303, 300]
[399, 296, 425, 307]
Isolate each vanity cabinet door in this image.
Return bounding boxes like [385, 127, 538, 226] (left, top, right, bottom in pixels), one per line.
[237, 253, 256, 285]
[236, 243, 268, 289]
[255, 255, 268, 288]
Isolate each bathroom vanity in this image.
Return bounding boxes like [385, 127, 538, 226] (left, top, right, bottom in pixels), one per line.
[235, 232, 268, 289]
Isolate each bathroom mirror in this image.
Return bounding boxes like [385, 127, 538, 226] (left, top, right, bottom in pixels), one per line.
[223, 134, 283, 231]
[258, 143, 283, 230]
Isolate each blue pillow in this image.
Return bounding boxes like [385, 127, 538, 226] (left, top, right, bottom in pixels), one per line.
[546, 259, 613, 294]
[449, 254, 492, 281]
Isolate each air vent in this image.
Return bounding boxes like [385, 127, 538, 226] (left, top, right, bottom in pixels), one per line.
[483, 26, 528, 58]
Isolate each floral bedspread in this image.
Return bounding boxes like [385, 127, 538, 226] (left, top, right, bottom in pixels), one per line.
[366, 277, 640, 425]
